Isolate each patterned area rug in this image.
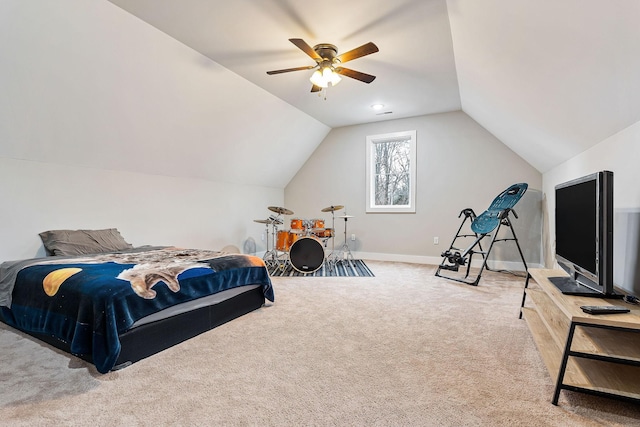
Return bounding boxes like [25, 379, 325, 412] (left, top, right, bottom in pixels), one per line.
[268, 259, 374, 277]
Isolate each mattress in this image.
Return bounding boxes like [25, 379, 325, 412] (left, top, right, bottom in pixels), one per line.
[131, 284, 261, 327]
[0, 247, 273, 373]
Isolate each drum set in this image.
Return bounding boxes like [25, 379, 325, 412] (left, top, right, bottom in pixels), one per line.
[254, 205, 354, 273]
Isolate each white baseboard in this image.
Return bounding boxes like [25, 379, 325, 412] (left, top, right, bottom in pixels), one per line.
[353, 251, 542, 272]
[256, 250, 543, 272]
[353, 251, 440, 265]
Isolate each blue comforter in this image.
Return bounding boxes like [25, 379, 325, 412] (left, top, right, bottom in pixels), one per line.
[0, 248, 273, 373]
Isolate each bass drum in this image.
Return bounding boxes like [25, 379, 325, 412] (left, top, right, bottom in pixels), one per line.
[289, 236, 325, 273]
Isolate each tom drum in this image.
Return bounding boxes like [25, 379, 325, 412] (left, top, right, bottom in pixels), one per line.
[289, 236, 325, 273]
[290, 218, 305, 231]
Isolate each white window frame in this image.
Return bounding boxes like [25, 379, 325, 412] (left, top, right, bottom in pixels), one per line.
[366, 130, 417, 213]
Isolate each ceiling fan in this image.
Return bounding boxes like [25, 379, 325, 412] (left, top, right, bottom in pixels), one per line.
[267, 38, 379, 92]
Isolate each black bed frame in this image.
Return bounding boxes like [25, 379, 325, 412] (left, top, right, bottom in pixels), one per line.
[1, 286, 265, 371]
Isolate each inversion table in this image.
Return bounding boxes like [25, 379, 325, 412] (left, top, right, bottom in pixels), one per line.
[435, 183, 529, 286]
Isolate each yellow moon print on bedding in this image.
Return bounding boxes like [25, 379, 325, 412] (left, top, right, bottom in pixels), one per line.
[42, 268, 82, 296]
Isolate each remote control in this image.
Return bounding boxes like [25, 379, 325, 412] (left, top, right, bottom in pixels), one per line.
[580, 305, 630, 315]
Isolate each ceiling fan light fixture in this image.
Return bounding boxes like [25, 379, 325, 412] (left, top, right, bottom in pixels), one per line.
[310, 69, 326, 87]
[325, 67, 341, 86]
[310, 66, 341, 88]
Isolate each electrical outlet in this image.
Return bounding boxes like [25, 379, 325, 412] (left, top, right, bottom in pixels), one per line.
[434, 236, 439, 245]
[351, 234, 356, 241]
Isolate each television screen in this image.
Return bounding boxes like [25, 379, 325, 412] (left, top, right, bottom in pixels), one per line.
[552, 170, 617, 297]
[555, 179, 597, 275]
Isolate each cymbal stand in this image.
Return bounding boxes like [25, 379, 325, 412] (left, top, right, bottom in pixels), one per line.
[262, 220, 277, 268]
[326, 210, 339, 270]
[338, 213, 354, 263]
[264, 215, 287, 270]
[327, 212, 354, 266]
[273, 215, 290, 271]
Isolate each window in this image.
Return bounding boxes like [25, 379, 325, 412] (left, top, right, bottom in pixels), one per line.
[366, 130, 416, 213]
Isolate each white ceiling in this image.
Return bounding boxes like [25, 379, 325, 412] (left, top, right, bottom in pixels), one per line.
[108, 0, 461, 129]
[108, 0, 640, 173]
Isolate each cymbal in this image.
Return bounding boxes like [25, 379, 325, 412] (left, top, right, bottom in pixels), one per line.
[254, 218, 282, 224]
[321, 205, 344, 213]
[268, 206, 293, 215]
[337, 215, 355, 218]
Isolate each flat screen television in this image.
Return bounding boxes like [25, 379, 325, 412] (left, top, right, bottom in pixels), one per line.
[551, 170, 620, 298]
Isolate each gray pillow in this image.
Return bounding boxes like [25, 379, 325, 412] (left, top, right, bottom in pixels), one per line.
[39, 228, 133, 256]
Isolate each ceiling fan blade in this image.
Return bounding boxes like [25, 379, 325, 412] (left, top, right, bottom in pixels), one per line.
[289, 38, 321, 61]
[336, 42, 379, 63]
[335, 67, 376, 83]
[311, 84, 322, 93]
[266, 65, 316, 75]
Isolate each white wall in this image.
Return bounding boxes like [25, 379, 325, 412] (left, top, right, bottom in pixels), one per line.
[285, 111, 543, 268]
[543, 120, 640, 294]
[0, 157, 282, 261]
[0, 1, 328, 189]
[0, 0, 329, 261]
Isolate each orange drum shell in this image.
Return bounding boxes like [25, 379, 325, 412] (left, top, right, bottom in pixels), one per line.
[290, 232, 299, 246]
[315, 228, 334, 238]
[290, 218, 304, 230]
[312, 219, 325, 229]
[276, 230, 292, 251]
[277, 230, 299, 251]
[317, 228, 333, 237]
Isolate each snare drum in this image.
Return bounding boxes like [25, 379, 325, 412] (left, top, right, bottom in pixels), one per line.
[290, 218, 304, 231]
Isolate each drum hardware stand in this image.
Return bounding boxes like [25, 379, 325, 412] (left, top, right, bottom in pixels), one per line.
[263, 206, 295, 272]
[328, 212, 355, 266]
[271, 217, 290, 271]
[255, 217, 282, 269]
[321, 205, 345, 271]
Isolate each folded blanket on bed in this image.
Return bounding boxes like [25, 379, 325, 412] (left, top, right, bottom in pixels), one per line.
[0, 247, 273, 373]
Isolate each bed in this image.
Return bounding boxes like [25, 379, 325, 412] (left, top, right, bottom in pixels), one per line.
[0, 229, 274, 373]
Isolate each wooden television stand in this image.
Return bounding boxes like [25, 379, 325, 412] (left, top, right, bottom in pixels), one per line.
[521, 268, 640, 405]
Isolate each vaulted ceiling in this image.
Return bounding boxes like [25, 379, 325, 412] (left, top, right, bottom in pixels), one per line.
[109, 0, 640, 173]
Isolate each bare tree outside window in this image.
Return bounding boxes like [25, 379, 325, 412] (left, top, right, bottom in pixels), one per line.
[374, 139, 411, 205]
[366, 130, 416, 213]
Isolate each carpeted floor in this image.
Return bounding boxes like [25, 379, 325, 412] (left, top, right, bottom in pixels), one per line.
[1, 261, 640, 426]
[268, 259, 374, 277]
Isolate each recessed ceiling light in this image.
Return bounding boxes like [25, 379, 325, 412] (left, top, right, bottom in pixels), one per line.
[371, 103, 385, 111]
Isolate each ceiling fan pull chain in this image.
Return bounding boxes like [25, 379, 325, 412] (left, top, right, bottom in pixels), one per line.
[318, 87, 328, 101]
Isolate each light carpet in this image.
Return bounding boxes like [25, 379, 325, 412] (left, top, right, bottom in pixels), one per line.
[1, 261, 640, 426]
